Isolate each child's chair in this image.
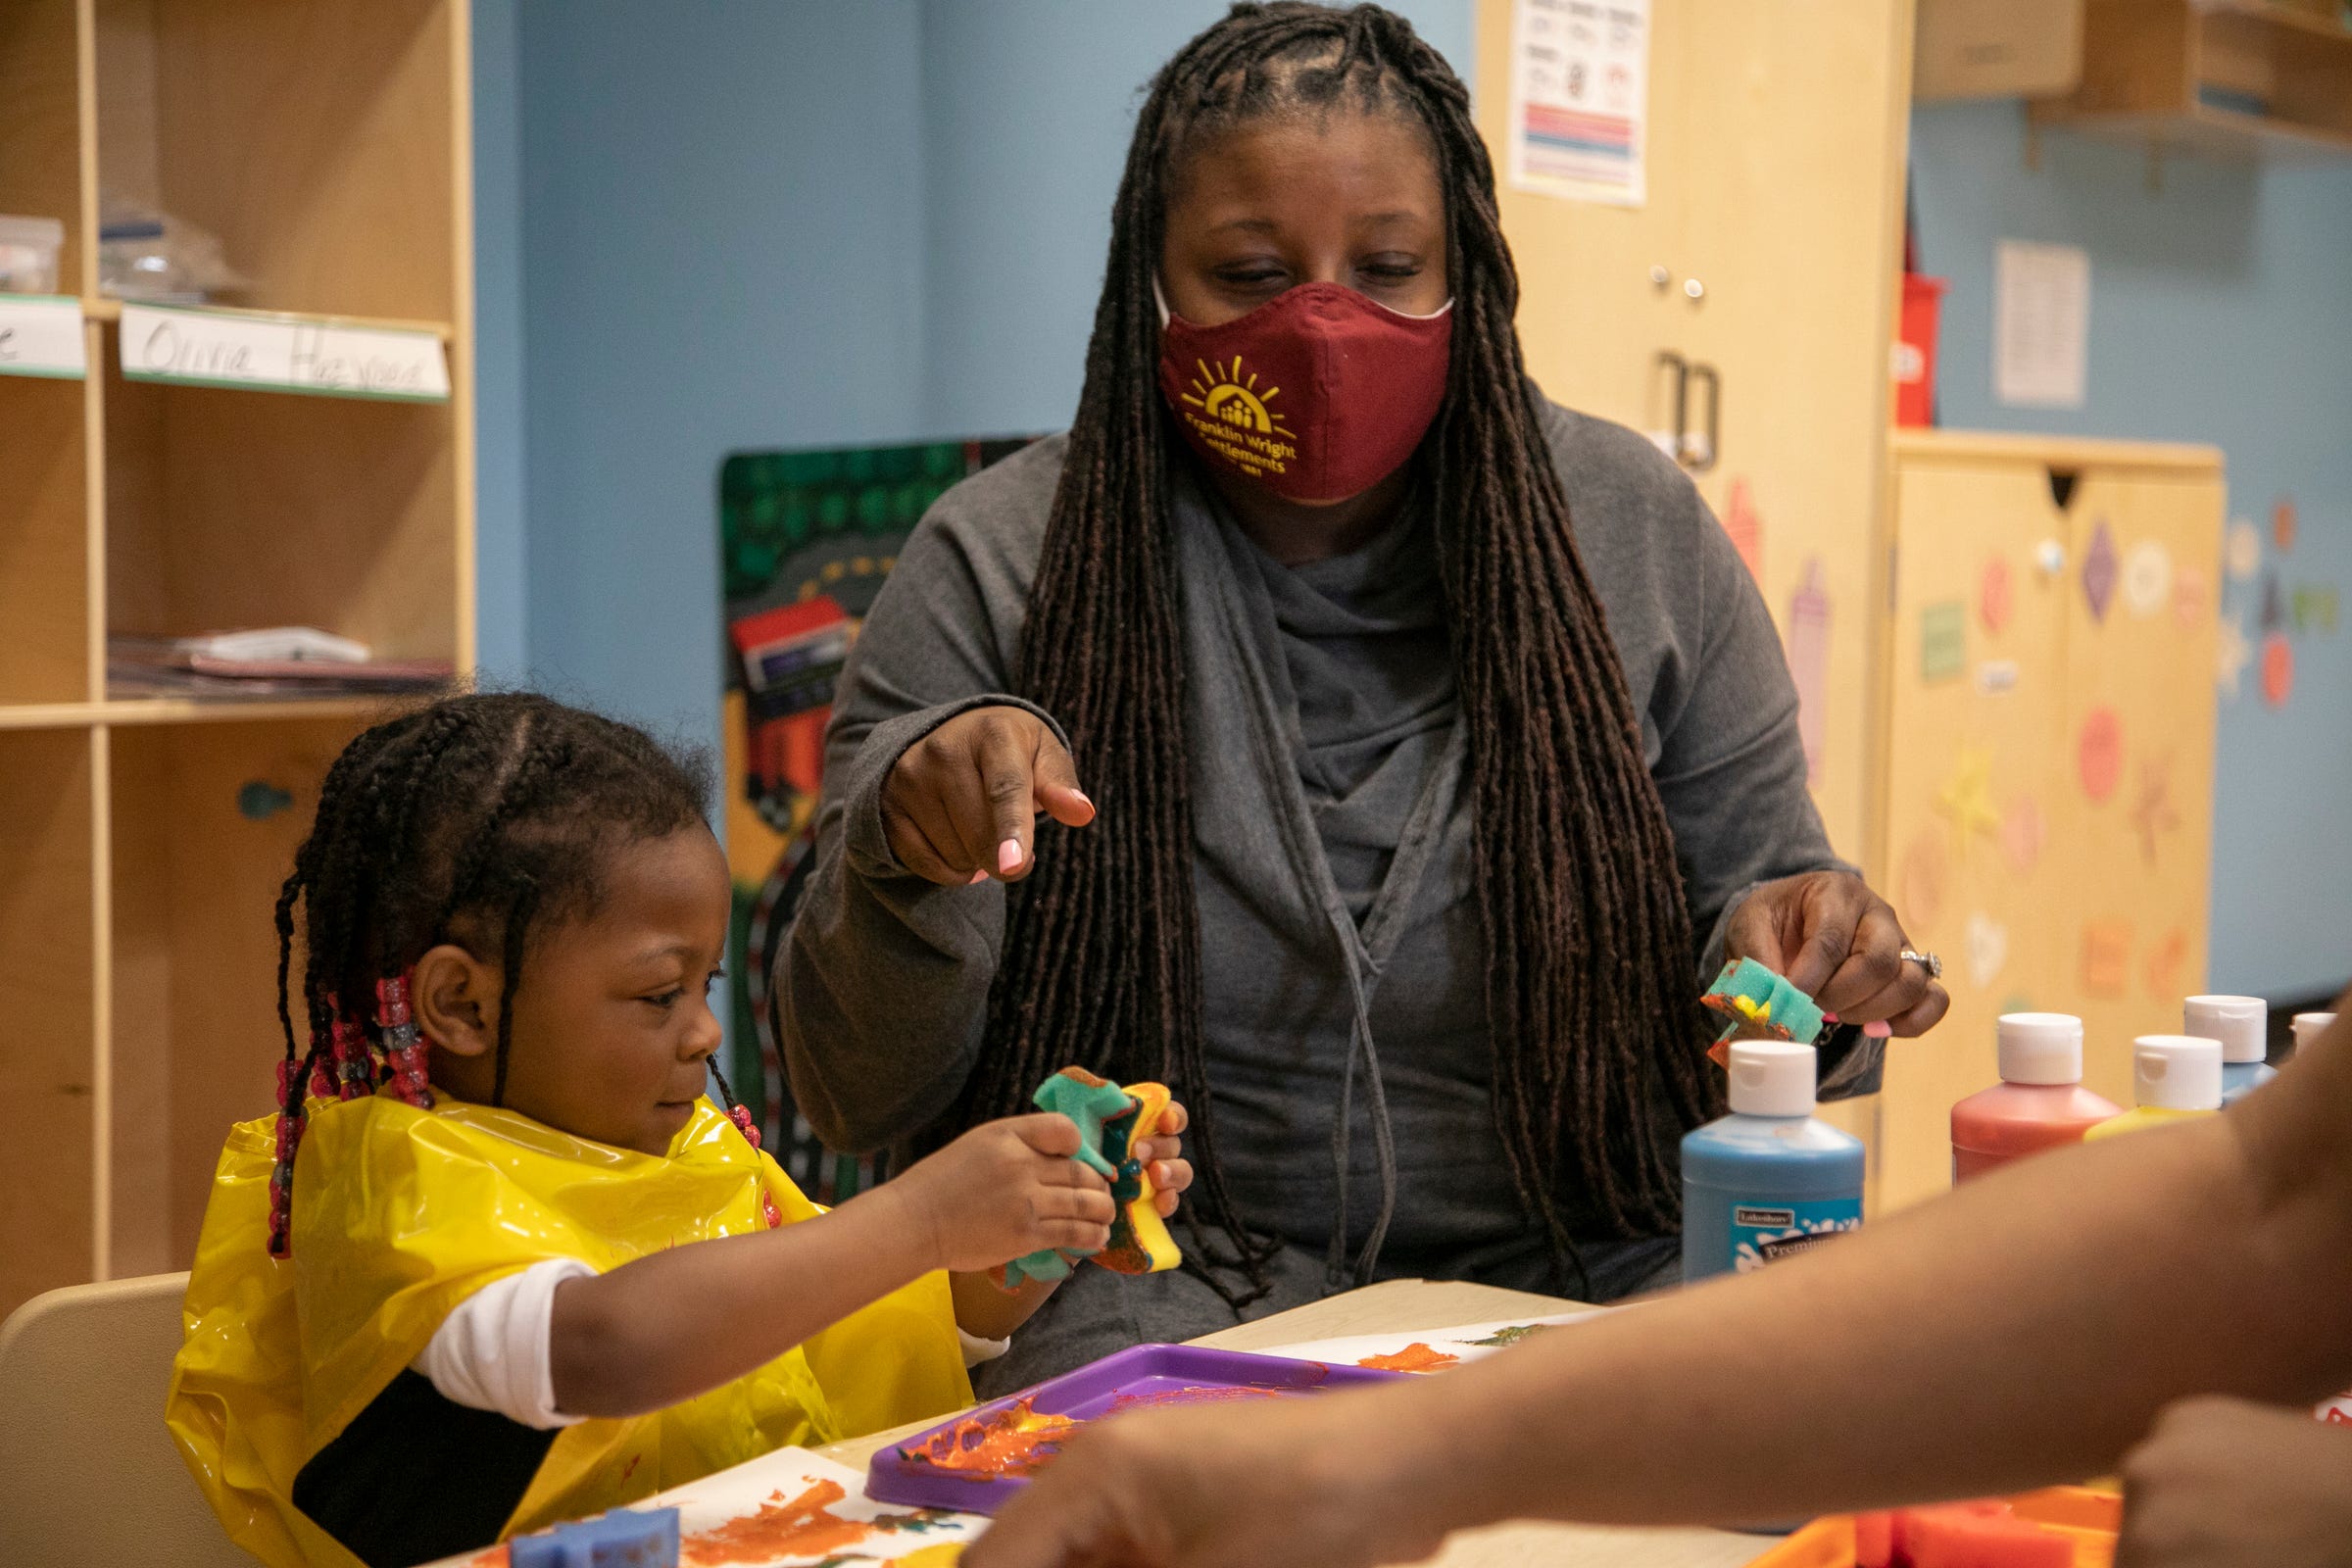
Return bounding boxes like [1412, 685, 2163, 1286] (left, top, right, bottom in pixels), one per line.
[0, 1272, 247, 1567]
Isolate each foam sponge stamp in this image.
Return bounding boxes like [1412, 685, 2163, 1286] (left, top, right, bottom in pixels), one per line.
[1701, 957, 1825, 1070]
[508, 1505, 680, 1568]
[997, 1068, 1185, 1288]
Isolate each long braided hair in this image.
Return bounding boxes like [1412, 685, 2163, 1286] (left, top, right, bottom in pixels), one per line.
[264, 693, 759, 1255]
[960, 3, 1719, 1291]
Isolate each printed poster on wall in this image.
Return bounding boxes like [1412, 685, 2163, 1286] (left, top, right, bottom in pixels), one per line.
[1507, 0, 1650, 206]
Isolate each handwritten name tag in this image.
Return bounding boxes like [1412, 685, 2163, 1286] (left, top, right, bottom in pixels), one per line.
[120, 304, 448, 401]
[0, 294, 88, 379]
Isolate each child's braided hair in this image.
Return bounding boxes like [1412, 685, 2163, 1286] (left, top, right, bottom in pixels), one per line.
[264, 693, 756, 1256]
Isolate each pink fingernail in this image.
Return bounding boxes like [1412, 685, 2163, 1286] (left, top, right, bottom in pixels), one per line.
[998, 838, 1023, 875]
[1072, 789, 1095, 811]
[1864, 1020, 1893, 1039]
[968, 868, 989, 885]
[1823, 1012, 1840, 1025]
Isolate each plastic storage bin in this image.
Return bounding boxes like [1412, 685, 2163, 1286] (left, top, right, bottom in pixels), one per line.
[0, 216, 65, 294]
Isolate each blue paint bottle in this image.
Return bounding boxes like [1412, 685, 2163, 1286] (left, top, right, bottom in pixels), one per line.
[2186, 994, 2275, 1104]
[1683, 1040, 1864, 1285]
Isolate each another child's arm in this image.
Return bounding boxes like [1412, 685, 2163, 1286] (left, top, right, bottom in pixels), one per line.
[949, 1100, 1194, 1345]
[546, 1111, 1111, 1419]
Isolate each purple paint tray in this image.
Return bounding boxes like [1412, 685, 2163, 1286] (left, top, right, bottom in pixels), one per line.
[865, 1342, 1404, 1513]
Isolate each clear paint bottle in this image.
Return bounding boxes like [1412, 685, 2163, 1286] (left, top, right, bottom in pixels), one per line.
[1950, 1013, 2122, 1183]
[2083, 1035, 2224, 1141]
[1682, 1041, 1864, 1285]
[2184, 995, 2274, 1104]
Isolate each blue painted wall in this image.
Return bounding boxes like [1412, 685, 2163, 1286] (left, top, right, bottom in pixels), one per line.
[498, 0, 1470, 747]
[471, 0, 526, 685]
[1908, 102, 2352, 1001]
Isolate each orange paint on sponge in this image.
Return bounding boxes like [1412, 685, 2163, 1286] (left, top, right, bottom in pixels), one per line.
[1888, 1501, 2073, 1568]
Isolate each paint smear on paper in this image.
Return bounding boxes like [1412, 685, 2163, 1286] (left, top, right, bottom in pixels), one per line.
[2000, 795, 2045, 875]
[2082, 519, 2118, 622]
[1921, 600, 1967, 683]
[2144, 927, 2189, 999]
[1466, 1324, 1558, 1348]
[2078, 709, 2124, 803]
[679, 1479, 954, 1567]
[1787, 558, 1831, 787]
[2263, 632, 2294, 707]
[1979, 558, 2012, 634]
[2080, 922, 2133, 998]
[1357, 1343, 1461, 1374]
[1725, 478, 1764, 581]
[902, 1398, 1081, 1479]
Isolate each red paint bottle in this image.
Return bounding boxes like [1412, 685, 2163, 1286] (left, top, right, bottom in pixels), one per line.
[1951, 1013, 2122, 1184]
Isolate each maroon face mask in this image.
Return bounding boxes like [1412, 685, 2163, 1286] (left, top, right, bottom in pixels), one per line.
[1157, 281, 1453, 505]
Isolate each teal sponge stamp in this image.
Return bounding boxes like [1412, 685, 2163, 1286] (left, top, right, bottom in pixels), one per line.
[1701, 957, 1824, 1067]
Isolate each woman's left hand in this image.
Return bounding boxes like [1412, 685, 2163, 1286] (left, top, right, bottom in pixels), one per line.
[1725, 870, 1947, 1037]
[2116, 1396, 2352, 1567]
[1132, 1100, 1193, 1218]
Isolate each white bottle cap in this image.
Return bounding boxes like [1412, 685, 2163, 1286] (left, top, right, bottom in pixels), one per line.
[1996, 1012, 2084, 1086]
[2292, 1012, 2336, 1054]
[1728, 1040, 1818, 1118]
[2183, 995, 2267, 1063]
[2132, 1035, 2224, 1111]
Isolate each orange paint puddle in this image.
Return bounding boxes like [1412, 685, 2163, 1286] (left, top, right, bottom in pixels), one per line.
[1104, 1385, 1293, 1414]
[679, 1478, 951, 1566]
[902, 1396, 1082, 1478]
[1356, 1343, 1460, 1373]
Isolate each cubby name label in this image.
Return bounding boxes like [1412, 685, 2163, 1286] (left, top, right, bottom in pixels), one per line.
[120, 305, 449, 402]
[0, 295, 88, 379]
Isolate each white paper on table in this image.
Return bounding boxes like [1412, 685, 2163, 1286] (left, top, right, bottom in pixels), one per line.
[1507, 0, 1650, 206]
[1253, 1309, 1610, 1372]
[1993, 240, 2089, 409]
[417, 1447, 986, 1568]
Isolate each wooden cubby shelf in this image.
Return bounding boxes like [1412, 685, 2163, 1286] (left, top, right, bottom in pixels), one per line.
[2034, 0, 2352, 162]
[0, 0, 473, 1315]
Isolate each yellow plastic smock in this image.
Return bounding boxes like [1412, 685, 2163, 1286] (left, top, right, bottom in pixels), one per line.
[167, 1093, 971, 1568]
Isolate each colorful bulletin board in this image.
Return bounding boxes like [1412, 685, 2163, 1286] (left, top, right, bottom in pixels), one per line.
[716, 438, 1036, 1199]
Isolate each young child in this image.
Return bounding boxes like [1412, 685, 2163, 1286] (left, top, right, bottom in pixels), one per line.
[167, 694, 1191, 1568]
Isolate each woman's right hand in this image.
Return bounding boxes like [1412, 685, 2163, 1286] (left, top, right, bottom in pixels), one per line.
[883, 1113, 1115, 1274]
[882, 706, 1097, 885]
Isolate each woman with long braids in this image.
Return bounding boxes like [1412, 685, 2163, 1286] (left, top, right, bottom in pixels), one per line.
[779, 1, 1945, 1393]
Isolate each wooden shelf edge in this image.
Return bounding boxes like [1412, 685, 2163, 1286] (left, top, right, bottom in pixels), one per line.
[0, 695, 421, 732]
[1892, 428, 2226, 471]
[81, 296, 455, 342]
[2205, 0, 2352, 47]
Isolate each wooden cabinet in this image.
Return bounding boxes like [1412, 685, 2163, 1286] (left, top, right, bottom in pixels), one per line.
[1876, 433, 2222, 1204]
[0, 0, 473, 1316]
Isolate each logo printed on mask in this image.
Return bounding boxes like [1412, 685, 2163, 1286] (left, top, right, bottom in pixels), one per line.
[1157, 281, 1452, 504]
[1178, 356, 1298, 479]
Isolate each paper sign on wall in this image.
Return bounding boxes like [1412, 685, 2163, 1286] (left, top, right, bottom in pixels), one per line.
[1920, 600, 1967, 683]
[119, 303, 449, 401]
[1507, 0, 1650, 206]
[0, 294, 85, 379]
[1994, 240, 2088, 410]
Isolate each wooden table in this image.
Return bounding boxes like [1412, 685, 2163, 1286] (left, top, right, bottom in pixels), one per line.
[820, 1278, 1766, 1567]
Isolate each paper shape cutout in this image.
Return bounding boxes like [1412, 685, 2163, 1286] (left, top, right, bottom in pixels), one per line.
[2077, 708, 2124, 803]
[2144, 926, 2189, 999]
[1965, 912, 2009, 991]
[1977, 660, 2019, 694]
[2217, 617, 2251, 698]
[1786, 557, 1830, 786]
[1935, 744, 2001, 849]
[2263, 631, 2294, 708]
[2226, 519, 2261, 582]
[2293, 584, 2339, 635]
[2274, 495, 2297, 553]
[1898, 828, 1949, 934]
[2261, 571, 2285, 633]
[2174, 565, 2208, 629]
[1979, 558, 2013, 634]
[2079, 920, 2133, 998]
[2000, 795, 2046, 875]
[2122, 539, 2172, 618]
[1725, 477, 1764, 582]
[1920, 600, 1967, 684]
[2130, 753, 2180, 866]
[2082, 518, 2118, 622]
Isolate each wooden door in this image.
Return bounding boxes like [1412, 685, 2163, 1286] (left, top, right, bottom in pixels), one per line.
[1476, 0, 1913, 861]
[2047, 466, 2224, 1102]
[1876, 443, 2075, 1207]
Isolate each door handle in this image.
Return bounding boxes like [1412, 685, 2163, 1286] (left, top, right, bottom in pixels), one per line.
[1684, 362, 1721, 472]
[1652, 350, 1689, 463]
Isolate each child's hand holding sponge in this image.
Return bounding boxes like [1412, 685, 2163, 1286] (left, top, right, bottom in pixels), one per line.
[996, 1068, 1190, 1289]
